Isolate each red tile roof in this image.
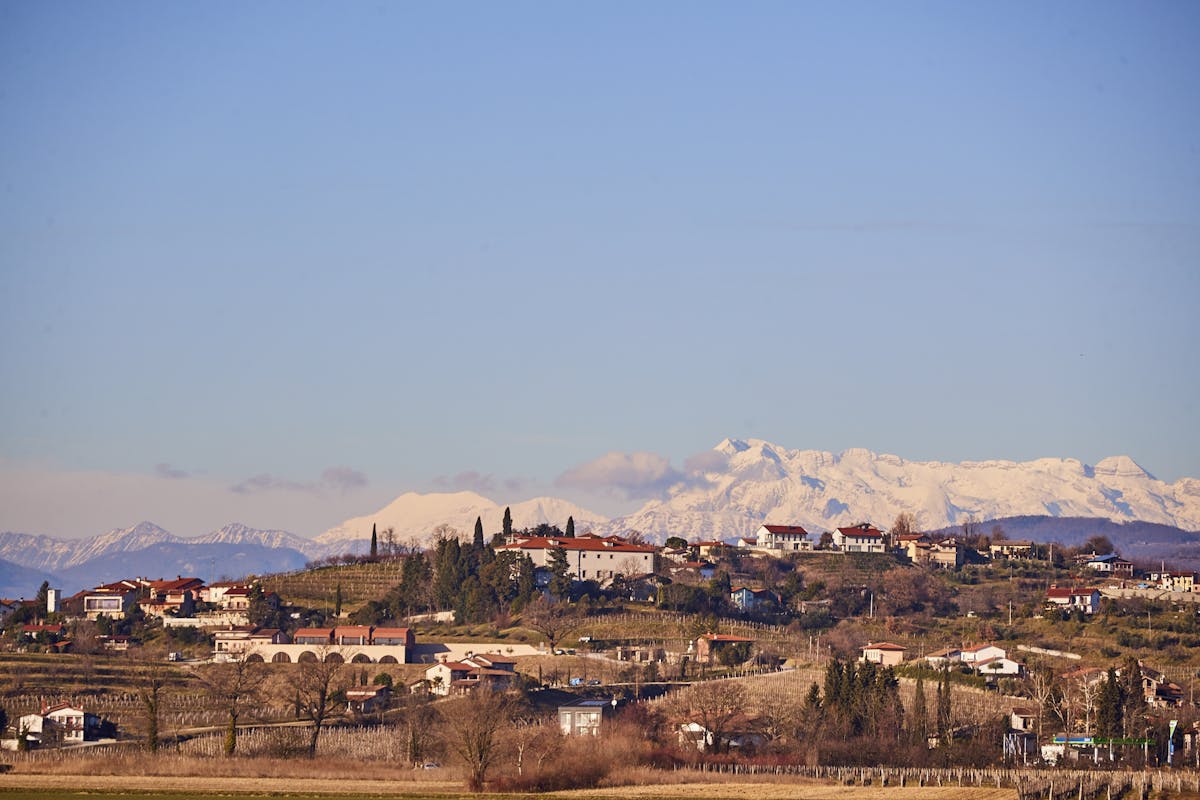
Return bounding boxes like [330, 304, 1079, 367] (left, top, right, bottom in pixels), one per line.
[838, 525, 884, 538]
[293, 628, 333, 639]
[762, 524, 809, 535]
[863, 641, 906, 651]
[371, 627, 412, 640]
[497, 536, 657, 554]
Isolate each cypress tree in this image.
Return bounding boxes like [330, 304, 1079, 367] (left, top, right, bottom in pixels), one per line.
[936, 667, 952, 743]
[502, 507, 513, 539]
[1097, 667, 1123, 738]
[565, 516, 575, 538]
[911, 674, 928, 744]
[473, 516, 485, 548]
[334, 584, 343, 617]
[370, 523, 378, 560]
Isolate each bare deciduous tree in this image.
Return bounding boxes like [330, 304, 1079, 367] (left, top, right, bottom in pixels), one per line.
[672, 679, 747, 754]
[129, 646, 172, 753]
[444, 688, 513, 791]
[396, 692, 440, 767]
[195, 652, 267, 756]
[522, 597, 581, 653]
[289, 647, 347, 757]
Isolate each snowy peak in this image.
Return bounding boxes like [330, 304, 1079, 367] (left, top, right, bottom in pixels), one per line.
[602, 440, 1200, 542]
[193, 523, 312, 552]
[316, 491, 608, 547]
[1094, 455, 1153, 480]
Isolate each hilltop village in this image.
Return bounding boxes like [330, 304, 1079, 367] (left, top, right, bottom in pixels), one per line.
[2, 513, 1199, 783]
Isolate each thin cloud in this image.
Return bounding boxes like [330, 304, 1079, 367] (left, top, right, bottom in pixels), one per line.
[320, 467, 368, 492]
[556, 451, 683, 499]
[684, 450, 729, 475]
[154, 463, 190, 480]
[432, 471, 497, 493]
[230, 466, 368, 495]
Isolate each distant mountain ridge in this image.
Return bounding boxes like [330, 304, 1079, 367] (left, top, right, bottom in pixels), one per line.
[4, 441, 1198, 593]
[599, 439, 1200, 541]
[316, 492, 608, 549]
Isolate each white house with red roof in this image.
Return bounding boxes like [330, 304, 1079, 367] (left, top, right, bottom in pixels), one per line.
[833, 524, 887, 553]
[424, 654, 518, 695]
[752, 524, 815, 553]
[1046, 586, 1102, 614]
[958, 643, 1008, 664]
[495, 533, 657, 582]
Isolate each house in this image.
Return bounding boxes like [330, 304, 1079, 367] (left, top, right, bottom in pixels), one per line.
[989, 541, 1035, 559]
[730, 586, 779, 612]
[1009, 707, 1038, 732]
[20, 623, 66, 641]
[752, 524, 814, 553]
[1046, 586, 1102, 614]
[213, 625, 257, 657]
[346, 686, 391, 714]
[678, 714, 767, 752]
[693, 541, 733, 560]
[333, 626, 372, 646]
[558, 698, 614, 736]
[1150, 571, 1198, 593]
[16, 703, 109, 746]
[494, 534, 658, 582]
[138, 576, 205, 618]
[424, 661, 473, 695]
[693, 633, 754, 665]
[833, 524, 887, 553]
[1133, 664, 1185, 708]
[292, 628, 335, 645]
[860, 641, 906, 666]
[1085, 553, 1134, 578]
[925, 647, 961, 669]
[370, 627, 415, 647]
[221, 626, 414, 664]
[958, 643, 1007, 665]
[974, 656, 1023, 678]
[678, 561, 717, 580]
[83, 581, 140, 620]
[424, 655, 517, 695]
[462, 653, 517, 672]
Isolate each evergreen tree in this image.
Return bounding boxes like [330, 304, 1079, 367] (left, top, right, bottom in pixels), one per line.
[334, 584, 343, 617]
[936, 667, 952, 744]
[911, 674, 928, 745]
[370, 524, 378, 560]
[1119, 655, 1145, 737]
[474, 516, 485, 548]
[502, 507, 513, 539]
[1097, 667, 1123, 738]
[513, 554, 537, 610]
[433, 537, 463, 609]
[396, 551, 432, 616]
[564, 516, 575, 538]
[547, 545, 572, 600]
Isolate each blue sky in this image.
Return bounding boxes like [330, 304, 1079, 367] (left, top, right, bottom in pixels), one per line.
[2, 1, 1198, 538]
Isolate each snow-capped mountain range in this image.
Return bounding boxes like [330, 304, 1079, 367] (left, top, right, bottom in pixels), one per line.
[315, 493, 607, 547]
[2, 439, 1198, 593]
[597, 438, 1200, 541]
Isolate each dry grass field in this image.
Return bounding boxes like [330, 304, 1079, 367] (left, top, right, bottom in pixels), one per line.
[0, 772, 1021, 800]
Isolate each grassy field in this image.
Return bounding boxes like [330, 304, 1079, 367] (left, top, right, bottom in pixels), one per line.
[0, 774, 1022, 800]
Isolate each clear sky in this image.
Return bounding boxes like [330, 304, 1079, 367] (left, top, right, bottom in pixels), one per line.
[2, 1, 1198, 539]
